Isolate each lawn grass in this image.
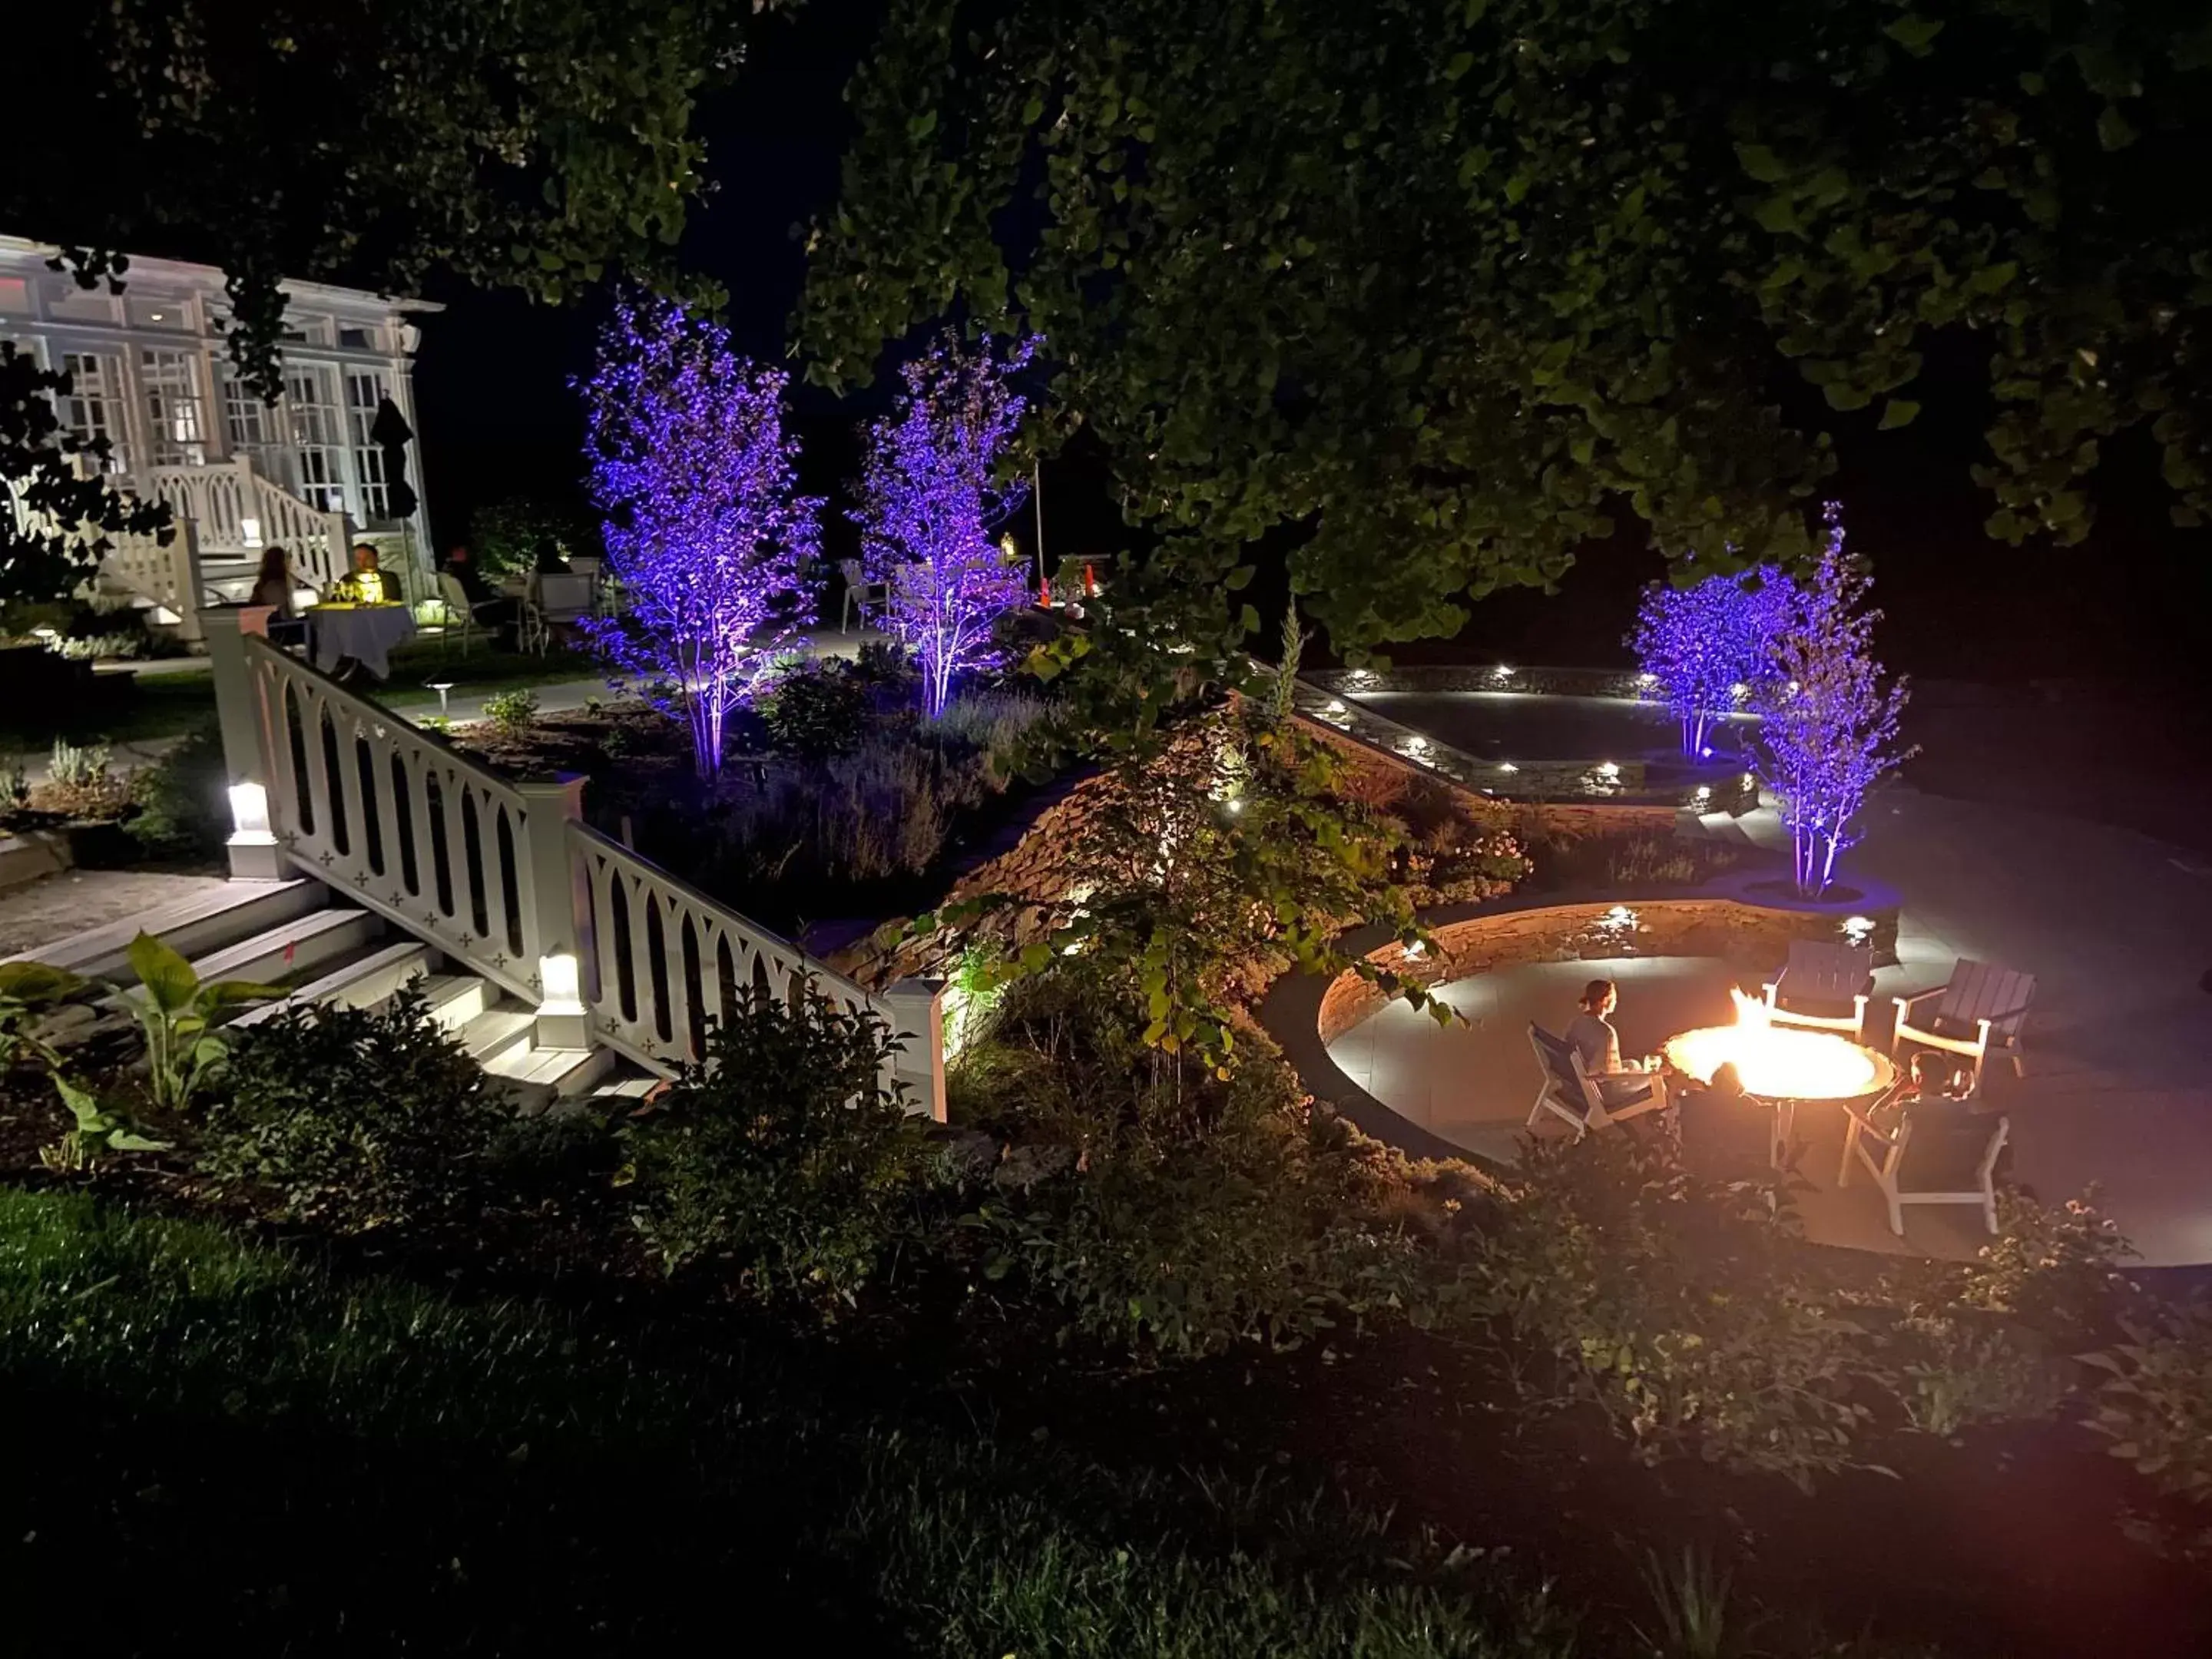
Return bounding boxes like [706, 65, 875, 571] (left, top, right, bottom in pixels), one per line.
[0, 1185, 1582, 1655]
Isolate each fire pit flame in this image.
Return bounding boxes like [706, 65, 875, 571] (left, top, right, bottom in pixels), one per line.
[1662, 989, 1883, 1101]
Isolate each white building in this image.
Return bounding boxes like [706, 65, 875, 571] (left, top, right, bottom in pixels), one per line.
[0, 236, 439, 636]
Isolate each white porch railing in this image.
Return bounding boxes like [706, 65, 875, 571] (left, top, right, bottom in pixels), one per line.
[101, 517, 209, 641]
[205, 614, 942, 1108]
[134, 456, 351, 589]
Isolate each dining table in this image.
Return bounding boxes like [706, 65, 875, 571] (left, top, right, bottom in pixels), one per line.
[305, 601, 418, 681]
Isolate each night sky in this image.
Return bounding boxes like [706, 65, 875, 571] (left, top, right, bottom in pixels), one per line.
[410, 1, 2212, 692]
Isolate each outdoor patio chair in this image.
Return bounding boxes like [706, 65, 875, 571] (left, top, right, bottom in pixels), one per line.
[1525, 1022, 1671, 1140]
[522, 572, 594, 655]
[1892, 959, 2035, 1096]
[1839, 1093, 2009, 1237]
[839, 558, 889, 632]
[433, 573, 504, 658]
[1762, 939, 1876, 1041]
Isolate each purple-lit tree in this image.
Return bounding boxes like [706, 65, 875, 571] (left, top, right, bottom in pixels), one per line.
[1630, 568, 1794, 757]
[1750, 505, 1916, 896]
[579, 290, 820, 776]
[852, 332, 1039, 718]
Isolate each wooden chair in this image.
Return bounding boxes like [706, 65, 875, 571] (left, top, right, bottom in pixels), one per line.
[1892, 959, 2035, 1096]
[1525, 1022, 1671, 1140]
[1762, 939, 1875, 1041]
[1839, 1093, 2009, 1236]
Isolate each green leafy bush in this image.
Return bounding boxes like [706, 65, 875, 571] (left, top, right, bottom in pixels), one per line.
[482, 687, 541, 733]
[2081, 1300, 2212, 1512]
[124, 931, 282, 1113]
[952, 968, 1445, 1359]
[1462, 1132, 1883, 1488]
[199, 989, 506, 1230]
[618, 985, 945, 1313]
[763, 660, 870, 759]
[128, 722, 228, 859]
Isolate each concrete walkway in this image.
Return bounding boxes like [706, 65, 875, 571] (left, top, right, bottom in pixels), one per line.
[1320, 780, 2212, 1264]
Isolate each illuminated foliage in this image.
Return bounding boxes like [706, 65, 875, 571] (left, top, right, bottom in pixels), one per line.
[579, 290, 819, 777]
[853, 333, 1040, 717]
[1630, 569, 1796, 759]
[1750, 506, 1916, 896]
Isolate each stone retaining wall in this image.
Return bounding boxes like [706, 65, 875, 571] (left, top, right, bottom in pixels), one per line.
[1316, 896, 1899, 1046]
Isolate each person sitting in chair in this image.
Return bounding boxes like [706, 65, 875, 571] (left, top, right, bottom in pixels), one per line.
[1565, 979, 1649, 1104]
[249, 545, 309, 647]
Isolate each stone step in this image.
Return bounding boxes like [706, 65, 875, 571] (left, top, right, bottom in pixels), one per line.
[15, 878, 325, 980]
[486, 1041, 615, 1098]
[230, 939, 435, 1028]
[416, 972, 492, 1031]
[186, 904, 382, 988]
[459, 1005, 536, 1067]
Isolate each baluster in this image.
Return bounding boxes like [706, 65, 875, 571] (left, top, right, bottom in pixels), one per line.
[661, 893, 693, 1061]
[482, 800, 517, 960]
[298, 684, 336, 859]
[588, 850, 622, 1028]
[265, 670, 303, 842]
[370, 730, 406, 891]
[329, 704, 369, 876]
[413, 751, 453, 920]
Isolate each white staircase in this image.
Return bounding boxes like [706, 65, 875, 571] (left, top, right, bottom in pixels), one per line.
[20, 878, 646, 1108]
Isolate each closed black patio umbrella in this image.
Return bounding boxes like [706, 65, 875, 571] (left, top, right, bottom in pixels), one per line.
[369, 396, 419, 522]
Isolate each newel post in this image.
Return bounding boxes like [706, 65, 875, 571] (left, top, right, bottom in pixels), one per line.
[879, 978, 947, 1123]
[515, 773, 591, 1050]
[200, 604, 283, 881]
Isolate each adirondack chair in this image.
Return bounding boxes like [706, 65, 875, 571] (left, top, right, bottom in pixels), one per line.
[1526, 1023, 1671, 1139]
[1839, 1093, 2009, 1237]
[1762, 939, 1875, 1041]
[1892, 959, 2035, 1094]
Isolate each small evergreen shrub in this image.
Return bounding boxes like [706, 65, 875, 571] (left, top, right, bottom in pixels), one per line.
[763, 660, 869, 759]
[618, 985, 945, 1313]
[199, 990, 506, 1231]
[482, 687, 541, 733]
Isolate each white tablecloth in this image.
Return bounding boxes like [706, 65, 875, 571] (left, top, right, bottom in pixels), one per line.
[307, 605, 417, 680]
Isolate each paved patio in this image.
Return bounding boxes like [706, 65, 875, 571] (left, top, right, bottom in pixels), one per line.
[1320, 782, 2212, 1265]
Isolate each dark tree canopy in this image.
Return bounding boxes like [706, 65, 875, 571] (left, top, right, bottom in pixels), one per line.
[9, 0, 785, 399]
[797, 0, 2212, 652]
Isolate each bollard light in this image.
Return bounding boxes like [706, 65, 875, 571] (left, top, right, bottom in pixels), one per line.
[228, 782, 273, 842]
[538, 952, 584, 1014]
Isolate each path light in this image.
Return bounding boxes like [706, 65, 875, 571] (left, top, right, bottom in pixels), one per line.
[1840, 915, 1876, 945]
[535, 952, 588, 1048]
[1323, 698, 1348, 720]
[1693, 784, 1711, 803]
[1404, 939, 1429, 962]
[1597, 760, 1620, 780]
[1498, 762, 1518, 774]
[1730, 681, 1750, 701]
[228, 782, 273, 841]
[1637, 671, 1657, 688]
[1742, 772, 1757, 790]
[428, 680, 455, 717]
[226, 781, 282, 880]
[1491, 664, 1514, 684]
[1346, 668, 1376, 688]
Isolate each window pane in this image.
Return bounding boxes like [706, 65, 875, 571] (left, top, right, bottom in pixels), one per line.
[346, 369, 392, 521]
[140, 349, 207, 466]
[61, 352, 127, 473]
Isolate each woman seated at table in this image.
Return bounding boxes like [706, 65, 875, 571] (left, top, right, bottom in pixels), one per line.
[249, 545, 309, 647]
[1565, 979, 1650, 1103]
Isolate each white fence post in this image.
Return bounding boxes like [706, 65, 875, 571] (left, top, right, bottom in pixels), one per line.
[516, 775, 590, 1049]
[879, 977, 947, 1122]
[200, 604, 283, 880]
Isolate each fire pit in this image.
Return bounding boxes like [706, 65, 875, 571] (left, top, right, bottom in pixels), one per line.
[1664, 991, 1895, 1164]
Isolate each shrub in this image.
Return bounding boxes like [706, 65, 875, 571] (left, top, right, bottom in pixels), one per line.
[482, 687, 541, 733]
[1461, 1131, 1884, 1488]
[2081, 1299, 2212, 1514]
[618, 985, 946, 1313]
[763, 659, 870, 758]
[48, 736, 111, 787]
[951, 968, 1443, 1358]
[128, 723, 228, 859]
[198, 990, 507, 1231]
